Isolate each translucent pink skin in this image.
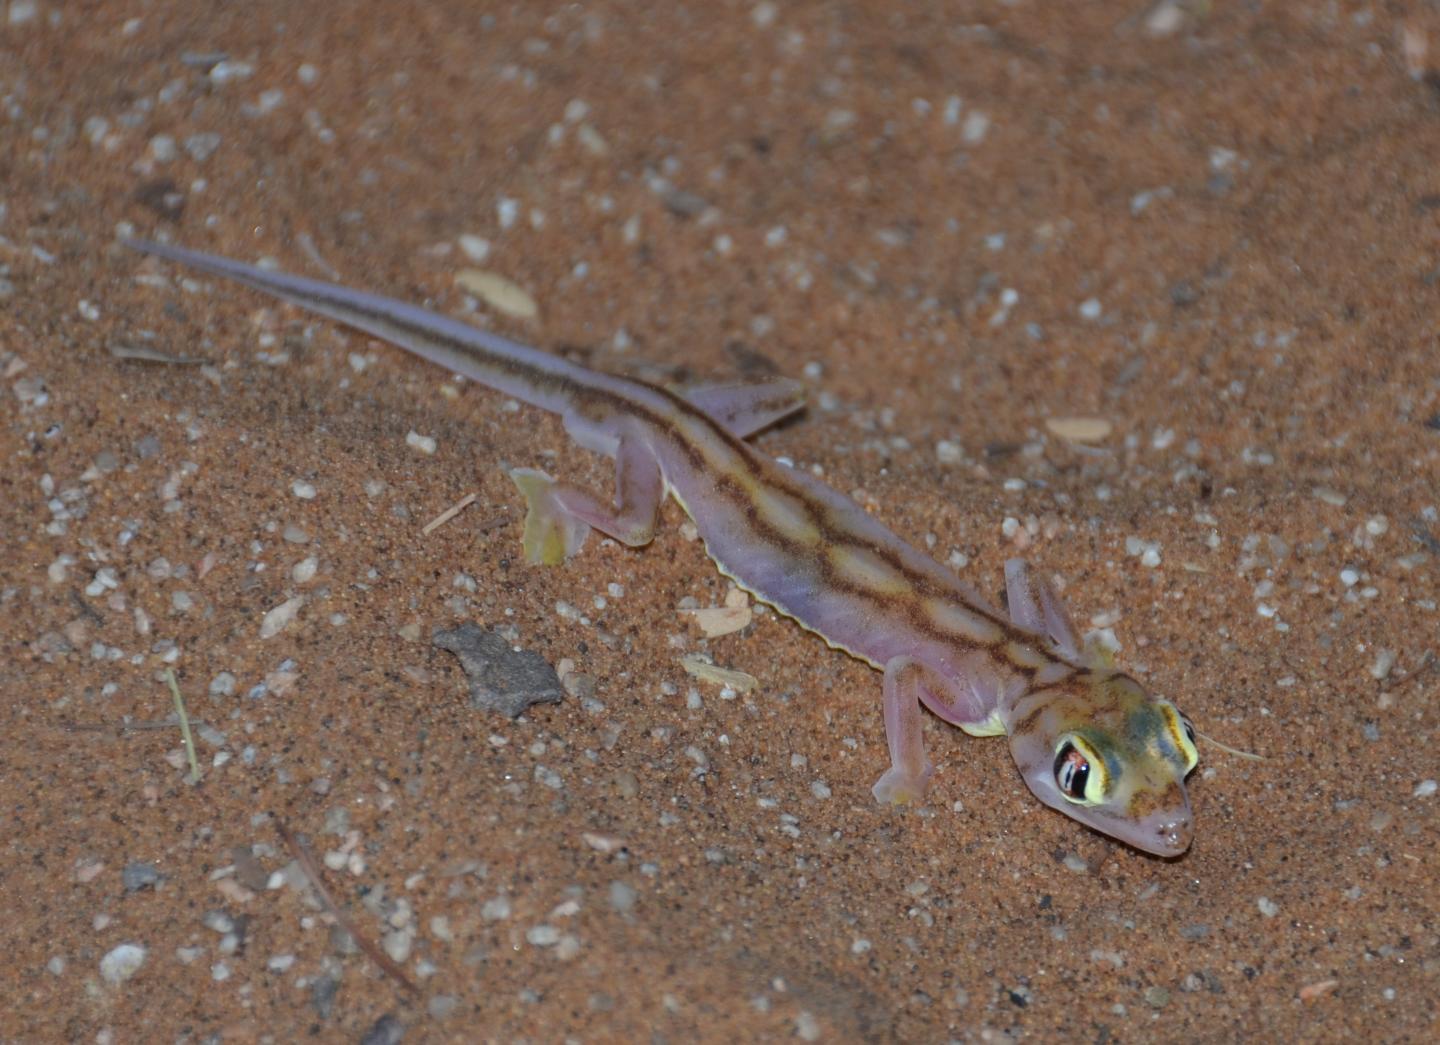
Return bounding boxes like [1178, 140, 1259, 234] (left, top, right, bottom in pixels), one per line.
[124, 238, 1199, 854]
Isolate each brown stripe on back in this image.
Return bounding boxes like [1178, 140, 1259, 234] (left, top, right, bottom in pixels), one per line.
[368, 298, 1072, 668]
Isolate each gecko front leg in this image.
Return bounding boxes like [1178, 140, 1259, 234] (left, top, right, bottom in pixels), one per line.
[510, 426, 664, 565]
[871, 657, 936, 805]
[872, 654, 1009, 805]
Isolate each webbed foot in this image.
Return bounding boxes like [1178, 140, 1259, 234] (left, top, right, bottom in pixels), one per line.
[509, 468, 590, 565]
[871, 763, 935, 806]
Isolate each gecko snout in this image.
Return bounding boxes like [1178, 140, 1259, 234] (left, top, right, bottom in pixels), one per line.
[1154, 814, 1193, 855]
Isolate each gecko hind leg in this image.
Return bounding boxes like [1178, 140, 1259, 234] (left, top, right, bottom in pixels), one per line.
[509, 433, 664, 565]
[1004, 558, 1081, 660]
[678, 377, 807, 438]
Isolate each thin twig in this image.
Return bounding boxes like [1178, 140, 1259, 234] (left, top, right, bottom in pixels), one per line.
[109, 341, 209, 365]
[164, 669, 201, 783]
[1198, 730, 1267, 762]
[61, 717, 211, 736]
[1388, 649, 1436, 693]
[274, 819, 420, 998]
[421, 492, 478, 536]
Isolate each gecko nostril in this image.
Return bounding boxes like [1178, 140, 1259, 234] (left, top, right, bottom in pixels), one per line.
[1159, 817, 1192, 848]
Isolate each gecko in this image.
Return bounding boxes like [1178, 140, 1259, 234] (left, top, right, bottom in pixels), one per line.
[124, 237, 1200, 856]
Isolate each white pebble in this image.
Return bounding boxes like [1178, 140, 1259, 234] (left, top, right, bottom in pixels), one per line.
[1079, 298, 1102, 320]
[526, 924, 561, 947]
[497, 197, 520, 229]
[459, 234, 491, 262]
[406, 431, 437, 455]
[935, 440, 963, 464]
[99, 943, 147, 984]
[259, 595, 304, 639]
[209, 60, 254, 85]
[1414, 779, 1437, 798]
[383, 929, 414, 963]
[961, 110, 990, 144]
[1257, 897, 1279, 918]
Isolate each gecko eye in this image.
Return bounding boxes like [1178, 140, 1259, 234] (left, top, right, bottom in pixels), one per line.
[1053, 741, 1103, 804]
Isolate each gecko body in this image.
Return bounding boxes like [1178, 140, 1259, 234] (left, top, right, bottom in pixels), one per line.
[126, 238, 1200, 855]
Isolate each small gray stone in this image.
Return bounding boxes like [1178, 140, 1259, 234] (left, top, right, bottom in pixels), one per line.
[311, 974, 340, 1019]
[184, 133, 222, 163]
[427, 995, 459, 1020]
[608, 880, 637, 913]
[433, 623, 563, 718]
[359, 1013, 405, 1045]
[123, 862, 163, 892]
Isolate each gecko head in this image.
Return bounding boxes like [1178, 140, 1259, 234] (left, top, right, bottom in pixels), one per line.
[1007, 671, 1199, 857]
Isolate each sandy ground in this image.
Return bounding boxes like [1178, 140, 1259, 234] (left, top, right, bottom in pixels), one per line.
[4, 1, 1439, 1040]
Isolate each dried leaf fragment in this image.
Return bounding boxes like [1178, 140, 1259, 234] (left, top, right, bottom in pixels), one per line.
[456, 269, 538, 320]
[1045, 417, 1113, 443]
[680, 654, 758, 693]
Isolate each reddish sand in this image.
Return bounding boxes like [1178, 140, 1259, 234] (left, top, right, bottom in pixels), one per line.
[3, 1, 1437, 1040]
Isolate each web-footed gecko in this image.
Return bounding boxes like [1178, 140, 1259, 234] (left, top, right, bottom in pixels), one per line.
[126, 237, 1200, 856]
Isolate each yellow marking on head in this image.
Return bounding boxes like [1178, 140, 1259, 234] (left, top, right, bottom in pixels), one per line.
[751, 486, 820, 544]
[827, 543, 910, 594]
[1158, 702, 1200, 771]
[924, 598, 1003, 646]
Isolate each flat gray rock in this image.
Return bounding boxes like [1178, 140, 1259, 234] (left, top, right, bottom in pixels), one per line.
[432, 623, 563, 719]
